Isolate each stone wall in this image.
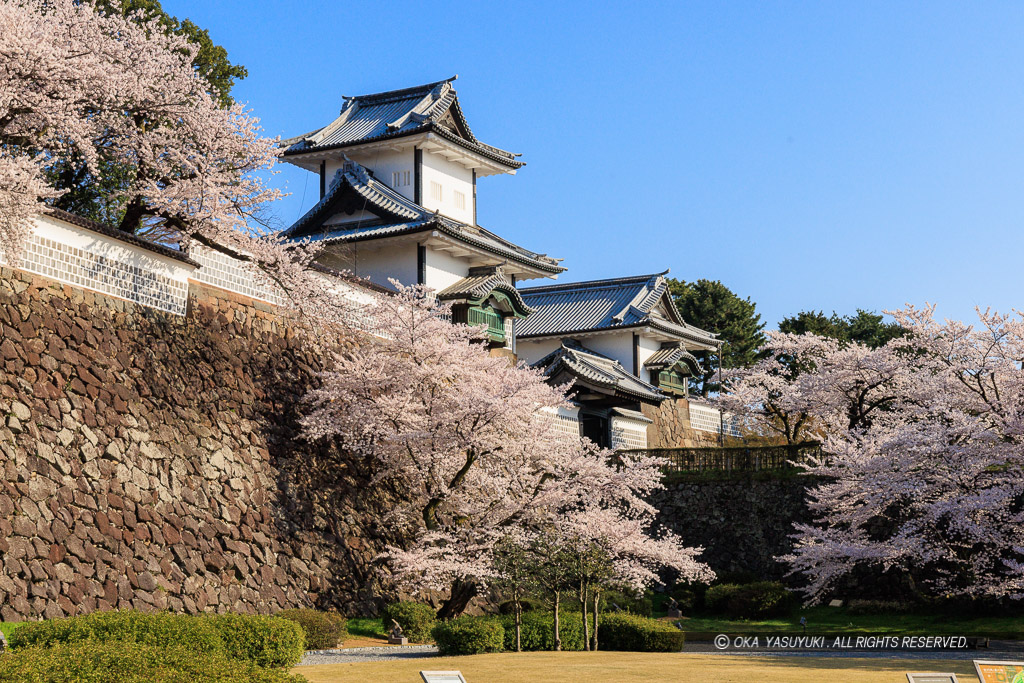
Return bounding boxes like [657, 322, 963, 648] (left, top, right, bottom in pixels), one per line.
[643, 398, 719, 448]
[0, 267, 393, 621]
[651, 475, 812, 581]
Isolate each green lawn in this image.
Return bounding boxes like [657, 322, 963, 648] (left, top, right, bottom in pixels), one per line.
[344, 607, 1024, 642]
[0, 623, 24, 640]
[295, 652, 983, 683]
[345, 617, 389, 640]
[665, 606, 1024, 639]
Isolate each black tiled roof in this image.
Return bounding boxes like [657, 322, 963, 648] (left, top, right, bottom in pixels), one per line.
[533, 340, 666, 405]
[516, 272, 718, 347]
[283, 159, 563, 275]
[280, 77, 523, 169]
[44, 208, 198, 267]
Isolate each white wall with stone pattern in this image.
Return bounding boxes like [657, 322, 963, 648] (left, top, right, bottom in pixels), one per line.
[1, 214, 195, 316]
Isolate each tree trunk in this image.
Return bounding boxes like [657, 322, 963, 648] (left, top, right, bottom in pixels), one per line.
[118, 196, 147, 235]
[514, 590, 522, 652]
[553, 590, 561, 652]
[437, 579, 478, 621]
[592, 590, 601, 651]
[580, 580, 591, 651]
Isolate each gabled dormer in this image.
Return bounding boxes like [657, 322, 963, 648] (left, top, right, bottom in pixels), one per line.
[280, 76, 522, 226]
[282, 158, 563, 286]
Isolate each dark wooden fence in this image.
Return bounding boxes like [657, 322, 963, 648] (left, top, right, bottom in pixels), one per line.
[618, 442, 822, 474]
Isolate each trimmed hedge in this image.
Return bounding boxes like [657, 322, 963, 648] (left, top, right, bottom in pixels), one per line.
[497, 598, 544, 615]
[10, 610, 223, 655]
[381, 602, 436, 643]
[704, 581, 796, 619]
[9, 611, 305, 669]
[600, 591, 653, 617]
[0, 642, 305, 682]
[206, 614, 305, 668]
[498, 611, 585, 651]
[276, 609, 345, 650]
[431, 616, 504, 656]
[597, 612, 685, 652]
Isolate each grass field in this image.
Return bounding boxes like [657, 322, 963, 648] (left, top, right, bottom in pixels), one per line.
[671, 606, 1024, 638]
[0, 623, 23, 640]
[343, 607, 1024, 643]
[295, 652, 982, 682]
[345, 616, 390, 640]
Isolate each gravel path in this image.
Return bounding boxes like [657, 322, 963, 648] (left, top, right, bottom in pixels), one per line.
[298, 645, 438, 666]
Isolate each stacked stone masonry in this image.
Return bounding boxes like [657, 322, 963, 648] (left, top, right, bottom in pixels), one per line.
[0, 267, 393, 621]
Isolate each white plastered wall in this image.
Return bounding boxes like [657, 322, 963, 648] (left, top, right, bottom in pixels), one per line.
[515, 337, 567, 365]
[420, 152, 475, 224]
[317, 241, 419, 290]
[5, 214, 195, 315]
[341, 148, 416, 201]
[424, 247, 469, 293]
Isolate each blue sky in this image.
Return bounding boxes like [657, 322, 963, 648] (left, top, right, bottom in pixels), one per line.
[170, 0, 1024, 328]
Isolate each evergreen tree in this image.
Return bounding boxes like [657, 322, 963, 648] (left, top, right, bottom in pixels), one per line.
[667, 278, 766, 398]
[779, 309, 905, 349]
[48, 0, 248, 235]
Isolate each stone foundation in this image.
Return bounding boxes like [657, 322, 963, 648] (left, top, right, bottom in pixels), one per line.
[0, 267, 393, 621]
[643, 398, 720, 448]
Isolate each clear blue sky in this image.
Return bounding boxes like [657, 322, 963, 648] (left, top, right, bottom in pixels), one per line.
[170, 0, 1024, 328]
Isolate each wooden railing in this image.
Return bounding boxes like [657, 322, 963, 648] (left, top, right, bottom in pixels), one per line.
[618, 442, 822, 474]
[467, 307, 505, 343]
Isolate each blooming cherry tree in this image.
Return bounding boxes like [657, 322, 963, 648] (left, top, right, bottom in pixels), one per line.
[302, 287, 711, 618]
[0, 0, 363, 327]
[724, 310, 1024, 602]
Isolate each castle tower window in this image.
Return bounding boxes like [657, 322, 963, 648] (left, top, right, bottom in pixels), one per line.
[430, 181, 443, 201]
[454, 190, 466, 210]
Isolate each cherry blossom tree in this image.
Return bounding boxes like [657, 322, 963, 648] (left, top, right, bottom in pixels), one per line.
[0, 0, 362, 327]
[1, 0, 712, 619]
[301, 287, 712, 619]
[723, 310, 1024, 602]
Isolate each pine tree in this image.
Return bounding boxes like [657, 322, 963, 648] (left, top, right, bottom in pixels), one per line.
[667, 278, 766, 397]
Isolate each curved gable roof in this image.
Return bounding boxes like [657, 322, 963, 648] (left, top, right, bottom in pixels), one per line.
[282, 158, 564, 275]
[533, 341, 666, 405]
[280, 77, 524, 169]
[516, 272, 718, 347]
[436, 268, 534, 317]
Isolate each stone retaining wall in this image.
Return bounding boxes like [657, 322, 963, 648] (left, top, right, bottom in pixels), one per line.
[0, 267, 392, 621]
[643, 398, 720, 448]
[651, 475, 812, 581]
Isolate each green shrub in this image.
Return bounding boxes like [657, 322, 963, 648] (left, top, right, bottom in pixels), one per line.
[9, 610, 223, 655]
[600, 591, 653, 617]
[498, 611, 585, 651]
[381, 602, 436, 643]
[276, 609, 345, 650]
[206, 614, 305, 668]
[497, 598, 544, 615]
[10, 611, 305, 669]
[712, 570, 760, 585]
[705, 581, 796, 619]
[0, 642, 305, 682]
[597, 612, 685, 652]
[431, 616, 504, 656]
[666, 580, 709, 612]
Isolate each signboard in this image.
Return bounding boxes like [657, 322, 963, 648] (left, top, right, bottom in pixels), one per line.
[974, 660, 1024, 683]
[420, 672, 468, 683]
[906, 674, 959, 683]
